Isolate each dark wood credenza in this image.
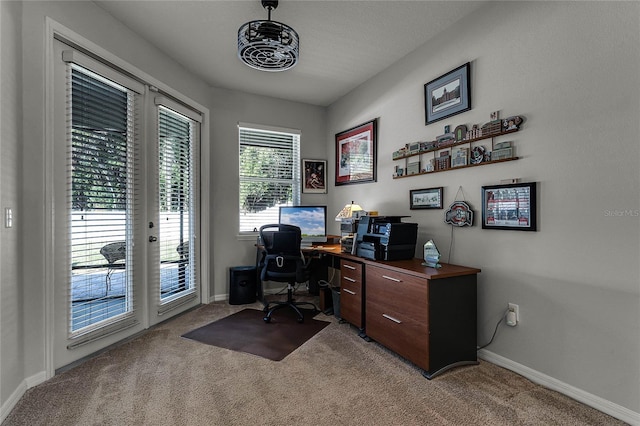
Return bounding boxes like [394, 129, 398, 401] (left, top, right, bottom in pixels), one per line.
[329, 251, 480, 379]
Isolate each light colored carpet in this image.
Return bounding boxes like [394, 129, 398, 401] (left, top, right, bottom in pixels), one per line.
[3, 299, 626, 425]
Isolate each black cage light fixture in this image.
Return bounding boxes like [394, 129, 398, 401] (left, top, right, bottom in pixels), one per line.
[237, 0, 299, 72]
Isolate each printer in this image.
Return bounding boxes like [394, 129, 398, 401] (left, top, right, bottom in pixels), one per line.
[355, 215, 418, 261]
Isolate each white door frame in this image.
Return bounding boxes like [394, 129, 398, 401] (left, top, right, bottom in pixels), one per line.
[44, 17, 210, 378]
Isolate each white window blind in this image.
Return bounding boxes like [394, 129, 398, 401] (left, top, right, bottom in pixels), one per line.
[157, 105, 198, 302]
[239, 125, 300, 233]
[68, 64, 138, 334]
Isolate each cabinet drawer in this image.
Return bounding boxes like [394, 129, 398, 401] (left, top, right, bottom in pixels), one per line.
[340, 259, 363, 283]
[366, 264, 428, 323]
[340, 285, 362, 328]
[340, 275, 362, 292]
[340, 260, 364, 328]
[366, 300, 429, 371]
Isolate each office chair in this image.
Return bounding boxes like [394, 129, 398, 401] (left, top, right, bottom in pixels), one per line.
[258, 224, 318, 323]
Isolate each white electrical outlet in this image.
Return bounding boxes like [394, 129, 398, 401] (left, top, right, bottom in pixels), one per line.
[5, 208, 13, 228]
[507, 303, 519, 326]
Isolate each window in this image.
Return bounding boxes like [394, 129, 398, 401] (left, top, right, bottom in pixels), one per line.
[68, 63, 138, 333]
[157, 105, 198, 302]
[238, 124, 301, 233]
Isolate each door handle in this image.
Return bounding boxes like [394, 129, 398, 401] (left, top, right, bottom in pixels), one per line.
[149, 236, 158, 242]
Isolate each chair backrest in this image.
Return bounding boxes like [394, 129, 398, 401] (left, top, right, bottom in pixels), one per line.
[260, 224, 302, 256]
[259, 224, 304, 282]
[100, 241, 126, 265]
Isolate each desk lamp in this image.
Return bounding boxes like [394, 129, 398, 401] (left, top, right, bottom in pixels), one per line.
[335, 201, 363, 221]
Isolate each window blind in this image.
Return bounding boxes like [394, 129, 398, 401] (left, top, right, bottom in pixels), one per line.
[68, 64, 138, 335]
[157, 106, 197, 303]
[239, 126, 300, 233]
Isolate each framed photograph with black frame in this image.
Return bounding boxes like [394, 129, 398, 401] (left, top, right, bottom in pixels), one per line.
[410, 187, 443, 210]
[424, 62, 471, 125]
[335, 119, 377, 186]
[481, 182, 537, 231]
[302, 159, 327, 194]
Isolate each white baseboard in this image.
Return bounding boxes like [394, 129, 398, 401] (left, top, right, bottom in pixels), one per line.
[479, 349, 640, 425]
[1, 371, 47, 423]
[209, 293, 228, 303]
[208, 287, 282, 304]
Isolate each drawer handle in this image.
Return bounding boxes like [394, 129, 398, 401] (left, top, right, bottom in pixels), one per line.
[343, 264, 356, 270]
[382, 275, 402, 283]
[343, 277, 356, 283]
[343, 289, 356, 295]
[382, 313, 402, 324]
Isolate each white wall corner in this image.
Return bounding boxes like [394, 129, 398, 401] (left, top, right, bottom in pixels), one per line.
[1, 371, 47, 423]
[479, 350, 640, 426]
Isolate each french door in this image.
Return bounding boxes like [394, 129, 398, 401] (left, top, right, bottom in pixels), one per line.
[52, 39, 201, 368]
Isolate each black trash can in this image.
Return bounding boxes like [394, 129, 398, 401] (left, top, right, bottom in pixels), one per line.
[229, 266, 257, 305]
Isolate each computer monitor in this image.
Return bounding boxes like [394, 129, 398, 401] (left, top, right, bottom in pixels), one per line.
[278, 205, 328, 246]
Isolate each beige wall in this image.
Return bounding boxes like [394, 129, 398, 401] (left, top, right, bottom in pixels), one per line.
[2, 0, 639, 422]
[0, 0, 25, 407]
[208, 87, 326, 298]
[327, 1, 639, 414]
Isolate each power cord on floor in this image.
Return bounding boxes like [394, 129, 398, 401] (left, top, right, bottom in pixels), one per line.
[477, 308, 509, 350]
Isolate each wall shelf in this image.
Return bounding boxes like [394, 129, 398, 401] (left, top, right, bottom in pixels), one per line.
[392, 157, 519, 179]
[392, 123, 522, 179]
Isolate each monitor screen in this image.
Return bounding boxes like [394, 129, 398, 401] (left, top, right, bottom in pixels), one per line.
[278, 205, 328, 244]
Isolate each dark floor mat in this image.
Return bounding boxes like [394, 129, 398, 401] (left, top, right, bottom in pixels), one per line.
[181, 308, 330, 361]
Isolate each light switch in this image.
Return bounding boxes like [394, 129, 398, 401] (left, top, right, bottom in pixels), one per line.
[5, 208, 13, 228]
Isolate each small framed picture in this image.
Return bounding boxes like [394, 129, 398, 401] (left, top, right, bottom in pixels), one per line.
[490, 147, 513, 161]
[410, 187, 444, 210]
[452, 147, 468, 167]
[481, 182, 537, 231]
[407, 161, 421, 175]
[424, 62, 471, 125]
[302, 159, 327, 193]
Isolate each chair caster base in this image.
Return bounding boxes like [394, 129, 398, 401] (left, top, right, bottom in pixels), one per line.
[263, 316, 271, 323]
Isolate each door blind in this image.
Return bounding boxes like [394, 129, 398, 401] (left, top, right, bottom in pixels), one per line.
[68, 64, 138, 334]
[157, 106, 197, 302]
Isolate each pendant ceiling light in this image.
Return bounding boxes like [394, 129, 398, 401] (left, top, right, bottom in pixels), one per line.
[238, 0, 299, 72]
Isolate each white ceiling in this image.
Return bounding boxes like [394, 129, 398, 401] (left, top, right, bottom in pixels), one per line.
[95, 0, 486, 107]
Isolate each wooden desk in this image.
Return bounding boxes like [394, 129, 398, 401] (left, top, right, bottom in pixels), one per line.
[257, 241, 480, 378]
[311, 243, 480, 379]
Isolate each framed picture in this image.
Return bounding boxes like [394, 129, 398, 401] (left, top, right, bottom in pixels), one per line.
[335, 119, 377, 186]
[410, 187, 443, 210]
[481, 182, 537, 231]
[302, 159, 327, 194]
[424, 62, 471, 125]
